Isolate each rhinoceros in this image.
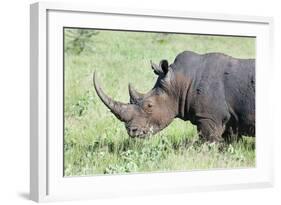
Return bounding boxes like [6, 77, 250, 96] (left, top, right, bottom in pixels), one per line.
[93, 51, 255, 143]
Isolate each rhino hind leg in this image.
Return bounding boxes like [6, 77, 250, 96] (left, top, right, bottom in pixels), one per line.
[222, 126, 242, 144]
[221, 115, 245, 143]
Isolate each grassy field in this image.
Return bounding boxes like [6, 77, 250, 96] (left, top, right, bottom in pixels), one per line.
[64, 28, 256, 176]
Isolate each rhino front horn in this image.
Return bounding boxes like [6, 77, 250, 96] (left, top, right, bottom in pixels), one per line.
[128, 83, 144, 104]
[93, 72, 132, 122]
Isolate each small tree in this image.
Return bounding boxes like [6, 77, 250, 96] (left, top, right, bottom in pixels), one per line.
[65, 29, 99, 55]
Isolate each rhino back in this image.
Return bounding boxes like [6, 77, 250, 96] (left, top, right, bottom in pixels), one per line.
[170, 51, 255, 135]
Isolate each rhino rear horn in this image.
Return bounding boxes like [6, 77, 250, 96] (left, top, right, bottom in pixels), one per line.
[128, 83, 144, 104]
[93, 72, 132, 122]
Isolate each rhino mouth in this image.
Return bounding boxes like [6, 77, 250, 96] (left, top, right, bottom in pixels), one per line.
[125, 124, 155, 138]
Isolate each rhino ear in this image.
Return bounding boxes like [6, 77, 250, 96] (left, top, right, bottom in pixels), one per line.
[159, 60, 169, 75]
[150, 60, 169, 76]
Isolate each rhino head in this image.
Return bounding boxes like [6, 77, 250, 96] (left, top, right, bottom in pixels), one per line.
[94, 60, 179, 138]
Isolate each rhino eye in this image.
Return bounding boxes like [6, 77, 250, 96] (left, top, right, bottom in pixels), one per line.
[144, 102, 153, 113]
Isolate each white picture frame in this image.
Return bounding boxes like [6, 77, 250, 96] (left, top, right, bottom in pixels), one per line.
[30, 2, 274, 202]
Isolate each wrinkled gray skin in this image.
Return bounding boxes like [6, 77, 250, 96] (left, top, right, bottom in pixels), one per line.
[94, 51, 255, 143]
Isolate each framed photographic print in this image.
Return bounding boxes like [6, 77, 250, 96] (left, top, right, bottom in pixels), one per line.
[30, 2, 274, 202]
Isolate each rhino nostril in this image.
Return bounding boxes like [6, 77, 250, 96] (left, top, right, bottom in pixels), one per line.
[131, 128, 138, 133]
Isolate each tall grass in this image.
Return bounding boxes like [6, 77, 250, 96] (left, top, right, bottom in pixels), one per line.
[64, 29, 256, 176]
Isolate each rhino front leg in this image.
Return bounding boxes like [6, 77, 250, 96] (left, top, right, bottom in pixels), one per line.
[196, 118, 225, 143]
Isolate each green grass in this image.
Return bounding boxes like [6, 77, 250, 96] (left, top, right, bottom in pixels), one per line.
[64, 29, 256, 176]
